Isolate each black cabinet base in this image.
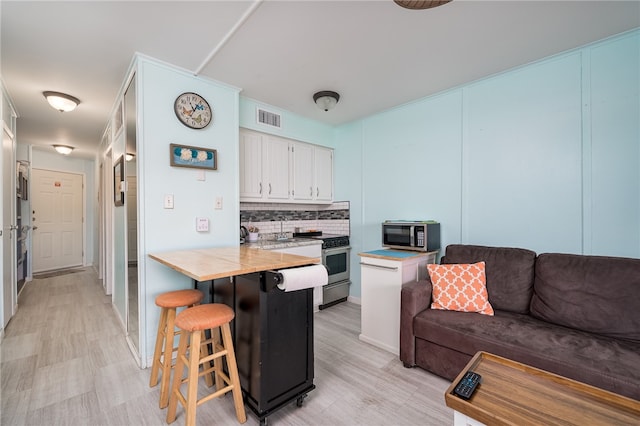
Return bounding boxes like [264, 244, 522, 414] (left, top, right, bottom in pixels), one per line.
[213, 271, 315, 425]
[246, 384, 315, 425]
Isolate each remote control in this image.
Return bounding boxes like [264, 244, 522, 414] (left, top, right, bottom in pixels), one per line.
[453, 371, 481, 399]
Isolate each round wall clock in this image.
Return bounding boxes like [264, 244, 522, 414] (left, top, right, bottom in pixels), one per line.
[174, 92, 212, 129]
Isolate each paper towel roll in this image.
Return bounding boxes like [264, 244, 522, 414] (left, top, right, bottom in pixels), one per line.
[277, 264, 328, 292]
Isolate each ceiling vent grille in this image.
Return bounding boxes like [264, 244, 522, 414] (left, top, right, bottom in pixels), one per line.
[257, 108, 281, 128]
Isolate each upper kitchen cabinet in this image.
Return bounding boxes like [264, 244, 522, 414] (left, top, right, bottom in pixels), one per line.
[313, 145, 333, 202]
[292, 143, 314, 201]
[240, 128, 333, 204]
[292, 143, 333, 203]
[240, 129, 290, 201]
[239, 130, 263, 199]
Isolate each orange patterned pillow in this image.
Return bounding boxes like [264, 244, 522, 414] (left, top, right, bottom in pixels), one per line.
[427, 262, 494, 315]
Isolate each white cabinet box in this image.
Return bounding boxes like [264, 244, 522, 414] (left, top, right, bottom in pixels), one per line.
[292, 143, 333, 203]
[240, 128, 333, 204]
[313, 145, 333, 202]
[358, 250, 437, 355]
[239, 129, 290, 201]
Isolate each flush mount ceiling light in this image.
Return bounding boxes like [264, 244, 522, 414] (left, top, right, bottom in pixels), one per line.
[53, 144, 74, 155]
[394, 0, 452, 10]
[313, 91, 340, 112]
[43, 91, 81, 112]
[125, 153, 135, 161]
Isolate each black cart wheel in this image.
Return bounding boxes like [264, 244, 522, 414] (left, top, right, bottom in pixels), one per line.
[296, 395, 306, 407]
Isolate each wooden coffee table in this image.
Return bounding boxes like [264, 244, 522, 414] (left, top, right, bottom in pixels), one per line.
[445, 351, 640, 425]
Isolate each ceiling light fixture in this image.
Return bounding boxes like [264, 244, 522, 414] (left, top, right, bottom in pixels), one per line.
[53, 144, 74, 155]
[394, 0, 452, 10]
[313, 91, 340, 112]
[125, 153, 135, 161]
[43, 91, 81, 112]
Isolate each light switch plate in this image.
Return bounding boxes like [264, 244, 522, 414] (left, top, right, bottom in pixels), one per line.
[196, 217, 209, 232]
[215, 197, 223, 210]
[164, 194, 174, 209]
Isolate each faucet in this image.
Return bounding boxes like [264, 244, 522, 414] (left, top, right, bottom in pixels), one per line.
[277, 219, 288, 241]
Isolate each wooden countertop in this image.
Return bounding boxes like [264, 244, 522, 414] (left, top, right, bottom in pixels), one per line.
[149, 246, 321, 282]
[445, 351, 640, 425]
[358, 249, 438, 261]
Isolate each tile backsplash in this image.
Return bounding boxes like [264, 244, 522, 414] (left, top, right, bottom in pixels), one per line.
[241, 201, 350, 237]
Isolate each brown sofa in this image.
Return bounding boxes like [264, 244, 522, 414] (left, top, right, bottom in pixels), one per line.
[400, 244, 640, 400]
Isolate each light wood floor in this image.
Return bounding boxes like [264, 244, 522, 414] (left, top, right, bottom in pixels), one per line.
[1, 268, 453, 425]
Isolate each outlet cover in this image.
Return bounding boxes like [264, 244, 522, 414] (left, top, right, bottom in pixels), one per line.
[196, 217, 209, 232]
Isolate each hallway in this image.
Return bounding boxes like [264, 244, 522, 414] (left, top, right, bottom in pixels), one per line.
[0, 268, 166, 425]
[1, 269, 452, 425]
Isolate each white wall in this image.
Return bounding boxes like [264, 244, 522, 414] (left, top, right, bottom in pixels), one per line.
[0, 81, 18, 335]
[588, 33, 640, 255]
[461, 53, 583, 252]
[137, 57, 241, 364]
[336, 29, 640, 298]
[239, 97, 334, 146]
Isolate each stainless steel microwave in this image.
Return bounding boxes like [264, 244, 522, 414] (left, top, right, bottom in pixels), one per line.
[382, 221, 440, 252]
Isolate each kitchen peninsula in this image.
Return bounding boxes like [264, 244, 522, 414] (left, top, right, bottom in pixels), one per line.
[149, 246, 322, 425]
[149, 246, 320, 282]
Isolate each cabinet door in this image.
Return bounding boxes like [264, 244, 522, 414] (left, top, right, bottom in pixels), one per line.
[292, 142, 314, 201]
[239, 130, 263, 200]
[360, 258, 403, 354]
[263, 135, 290, 200]
[314, 146, 333, 202]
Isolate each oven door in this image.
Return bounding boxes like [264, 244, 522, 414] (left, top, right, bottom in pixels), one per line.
[322, 246, 351, 284]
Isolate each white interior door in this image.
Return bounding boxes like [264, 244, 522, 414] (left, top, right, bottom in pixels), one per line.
[2, 126, 16, 328]
[32, 169, 84, 273]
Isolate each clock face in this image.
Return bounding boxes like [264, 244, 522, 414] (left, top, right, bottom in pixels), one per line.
[174, 92, 212, 129]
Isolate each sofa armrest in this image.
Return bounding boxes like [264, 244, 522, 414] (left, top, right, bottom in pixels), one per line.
[400, 279, 432, 367]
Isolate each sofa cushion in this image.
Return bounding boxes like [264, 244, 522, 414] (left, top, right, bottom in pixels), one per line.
[442, 245, 536, 314]
[413, 309, 640, 399]
[428, 262, 494, 315]
[530, 253, 640, 342]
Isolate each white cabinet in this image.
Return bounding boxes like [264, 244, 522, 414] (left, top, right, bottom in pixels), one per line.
[263, 135, 290, 200]
[358, 250, 437, 355]
[271, 244, 321, 258]
[240, 128, 333, 204]
[314, 146, 333, 202]
[291, 143, 333, 203]
[292, 143, 314, 201]
[239, 130, 263, 199]
[239, 129, 290, 201]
